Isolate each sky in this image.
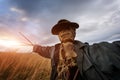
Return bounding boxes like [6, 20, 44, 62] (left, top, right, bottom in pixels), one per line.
[0, 0, 120, 52]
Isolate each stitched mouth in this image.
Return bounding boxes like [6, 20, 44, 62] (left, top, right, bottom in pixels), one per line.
[62, 39, 74, 43]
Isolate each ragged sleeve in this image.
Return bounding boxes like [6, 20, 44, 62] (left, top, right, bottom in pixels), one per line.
[89, 41, 120, 74]
[33, 45, 55, 59]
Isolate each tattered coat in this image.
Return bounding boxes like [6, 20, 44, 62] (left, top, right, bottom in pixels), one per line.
[33, 40, 120, 80]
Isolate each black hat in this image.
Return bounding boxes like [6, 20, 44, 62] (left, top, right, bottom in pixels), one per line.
[51, 19, 79, 35]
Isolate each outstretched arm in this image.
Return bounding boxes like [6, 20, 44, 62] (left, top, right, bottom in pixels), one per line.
[89, 41, 120, 73]
[33, 45, 55, 59]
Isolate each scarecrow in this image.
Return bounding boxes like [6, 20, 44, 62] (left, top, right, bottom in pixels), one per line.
[33, 19, 120, 80]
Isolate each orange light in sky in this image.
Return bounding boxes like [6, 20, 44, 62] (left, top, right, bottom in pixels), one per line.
[0, 39, 22, 48]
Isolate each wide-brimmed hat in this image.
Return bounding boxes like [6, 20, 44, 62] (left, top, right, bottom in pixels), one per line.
[51, 19, 79, 35]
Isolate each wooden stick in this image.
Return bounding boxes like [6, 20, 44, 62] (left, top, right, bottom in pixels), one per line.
[19, 32, 34, 46]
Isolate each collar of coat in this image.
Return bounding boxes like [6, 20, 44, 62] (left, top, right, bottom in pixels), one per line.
[56, 40, 86, 49]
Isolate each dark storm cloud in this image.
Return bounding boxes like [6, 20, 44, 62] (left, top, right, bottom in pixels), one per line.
[8, 0, 119, 25]
[6, 0, 120, 20]
[8, 0, 57, 17]
[8, 0, 95, 17]
[7, 0, 99, 31]
[9, 0, 42, 14]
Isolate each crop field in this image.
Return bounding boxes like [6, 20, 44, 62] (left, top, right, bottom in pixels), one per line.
[0, 52, 51, 80]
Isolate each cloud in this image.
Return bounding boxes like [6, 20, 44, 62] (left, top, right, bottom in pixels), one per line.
[76, 9, 120, 43]
[7, 0, 120, 26]
[10, 7, 24, 14]
[8, 0, 116, 19]
[107, 34, 120, 40]
[0, 0, 120, 46]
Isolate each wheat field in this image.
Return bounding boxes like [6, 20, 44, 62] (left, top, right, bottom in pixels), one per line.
[0, 52, 51, 80]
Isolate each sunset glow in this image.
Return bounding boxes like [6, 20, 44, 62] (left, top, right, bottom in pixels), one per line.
[0, 39, 22, 48]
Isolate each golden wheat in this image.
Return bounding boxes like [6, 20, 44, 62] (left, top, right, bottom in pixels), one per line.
[0, 52, 51, 80]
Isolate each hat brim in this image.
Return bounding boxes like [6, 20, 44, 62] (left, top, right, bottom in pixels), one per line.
[51, 22, 79, 35]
